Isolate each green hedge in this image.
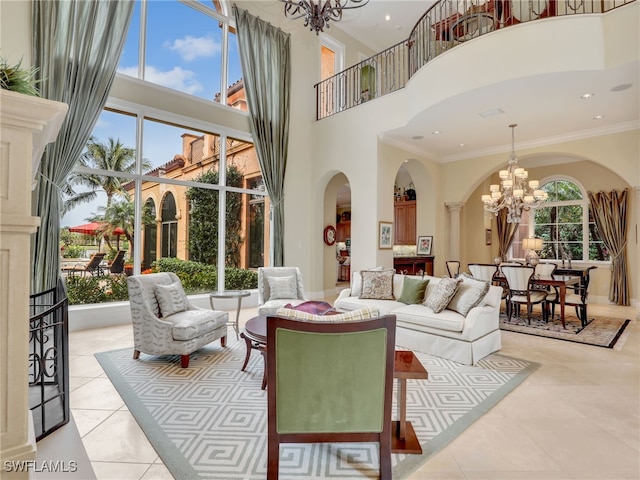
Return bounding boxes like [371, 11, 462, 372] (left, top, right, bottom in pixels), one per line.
[64, 258, 258, 305]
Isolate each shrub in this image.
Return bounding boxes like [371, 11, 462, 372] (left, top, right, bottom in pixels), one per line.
[65, 274, 129, 305]
[152, 258, 258, 293]
[62, 245, 84, 258]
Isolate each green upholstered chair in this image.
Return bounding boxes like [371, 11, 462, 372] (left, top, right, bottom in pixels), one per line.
[266, 315, 396, 480]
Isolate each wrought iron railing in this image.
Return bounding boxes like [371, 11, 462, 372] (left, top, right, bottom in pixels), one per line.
[29, 279, 69, 441]
[315, 0, 635, 120]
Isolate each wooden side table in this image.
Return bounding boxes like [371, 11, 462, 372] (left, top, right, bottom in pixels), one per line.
[392, 350, 429, 454]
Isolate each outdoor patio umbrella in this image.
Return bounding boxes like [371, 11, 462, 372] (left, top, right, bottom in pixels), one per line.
[68, 222, 126, 250]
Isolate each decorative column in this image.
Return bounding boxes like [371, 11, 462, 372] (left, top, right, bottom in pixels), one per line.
[0, 90, 67, 478]
[445, 202, 464, 262]
[636, 186, 640, 320]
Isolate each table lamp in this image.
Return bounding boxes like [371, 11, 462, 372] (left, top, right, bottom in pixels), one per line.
[523, 237, 543, 265]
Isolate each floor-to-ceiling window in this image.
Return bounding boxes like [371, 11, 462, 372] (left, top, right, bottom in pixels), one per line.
[60, 0, 267, 303]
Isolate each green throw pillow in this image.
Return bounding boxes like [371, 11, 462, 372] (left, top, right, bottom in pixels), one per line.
[398, 277, 430, 304]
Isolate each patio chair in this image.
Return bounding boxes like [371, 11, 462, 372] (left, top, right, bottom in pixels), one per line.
[127, 272, 228, 368]
[107, 250, 126, 274]
[61, 252, 106, 277]
[502, 265, 549, 324]
[266, 314, 396, 480]
[257, 267, 308, 315]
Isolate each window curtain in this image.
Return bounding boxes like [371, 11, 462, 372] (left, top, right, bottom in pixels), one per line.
[31, 0, 134, 293]
[588, 189, 630, 305]
[233, 6, 291, 267]
[496, 209, 518, 260]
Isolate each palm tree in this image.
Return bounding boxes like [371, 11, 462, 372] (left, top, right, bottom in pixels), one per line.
[63, 136, 150, 214]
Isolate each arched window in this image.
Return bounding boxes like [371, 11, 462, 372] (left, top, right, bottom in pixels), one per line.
[142, 198, 157, 269]
[161, 193, 178, 258]
[511, 177, 609, 262]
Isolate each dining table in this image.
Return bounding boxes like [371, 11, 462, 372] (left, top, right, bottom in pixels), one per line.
[494, 273, 581, 329]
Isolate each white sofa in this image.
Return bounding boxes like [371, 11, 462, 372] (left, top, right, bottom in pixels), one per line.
[334, 273, 502, 365]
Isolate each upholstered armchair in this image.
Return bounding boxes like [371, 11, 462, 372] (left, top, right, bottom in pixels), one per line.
[257, 267, 308, 315]
[127, 272, 228, 368]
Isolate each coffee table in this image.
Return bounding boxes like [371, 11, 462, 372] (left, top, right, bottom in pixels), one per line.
[209, 290, 251, 340]
[392, 350, 429, 454]
[240, 315, 268, 389]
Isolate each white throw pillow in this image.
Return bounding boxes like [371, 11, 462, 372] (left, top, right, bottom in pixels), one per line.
[446, 273, 490, 316]
[267, 275, 298, 300]
[155, 282, 189, 317]
[350, 266, 383, 297]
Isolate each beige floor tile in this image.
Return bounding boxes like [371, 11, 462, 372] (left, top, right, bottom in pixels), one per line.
[72, 409, 116, 437]
[140, 463, 174, 480]
[71, 377, 125, 411]
[69, 354, 105, 378]
[70, 376, 96, 392]
[90, 461, 154, 480]
[83, 411, 158, 463]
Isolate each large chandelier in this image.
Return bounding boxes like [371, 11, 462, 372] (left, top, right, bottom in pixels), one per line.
[482, 124, 548, 223]
[281, 0, 369, 34]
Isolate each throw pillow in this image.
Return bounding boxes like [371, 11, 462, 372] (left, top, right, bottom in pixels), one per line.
[267, 275, 298, 300]
[275, 306, 381, 322]
[155, 282, 189, 317]
[359, 269, 395, 300]
[398, 277, 430, 304]
[424, 276, 462, 313]
[446, 273, 490, 316]
[350, 266, 383, 297]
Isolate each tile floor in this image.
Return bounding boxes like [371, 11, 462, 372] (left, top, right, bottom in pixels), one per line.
[63, 301, 638, 479]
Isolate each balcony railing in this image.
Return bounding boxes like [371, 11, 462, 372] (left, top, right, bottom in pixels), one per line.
[314, 0, 635, 120]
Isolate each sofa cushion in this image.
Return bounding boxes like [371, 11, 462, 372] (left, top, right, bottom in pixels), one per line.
[155, 282, 188, 317]
[360, 269, 395, 300]
[275, 306, 381, 322]
[351, 266, 383, 297]
[398, 277, 430, 304]
[446, 273, 490, 316]
[394, 303, 466, 332]
[267, 275, 297, 300]
[333, 296, 403, 315]
[165, 309, 227, 341]
[424, 276, 462, 313]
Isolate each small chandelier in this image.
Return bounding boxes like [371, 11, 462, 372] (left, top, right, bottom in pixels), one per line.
[482, 124, 548, 223]
[280, 0, 370, 34]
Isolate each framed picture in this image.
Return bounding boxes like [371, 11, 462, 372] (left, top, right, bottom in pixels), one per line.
[485, 228, 492, 245]
[378, 221, 393, 249]
[417, 236, 433, 255]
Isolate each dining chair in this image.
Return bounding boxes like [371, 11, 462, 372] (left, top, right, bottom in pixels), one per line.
[266, 314, 396, 480]
[533, 262, 558, 312]
[469, 263, 507, 314]
[550, 266, 596, 326]
[446, 260, 460, 278]
[501, 265, 548, 324]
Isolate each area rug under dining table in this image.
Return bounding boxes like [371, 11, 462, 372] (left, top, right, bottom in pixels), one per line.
[96, 339, 539, 479]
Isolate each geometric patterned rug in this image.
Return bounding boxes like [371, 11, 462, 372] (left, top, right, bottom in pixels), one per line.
[96, 339, 539, 479]
[500, 312, 631, 348]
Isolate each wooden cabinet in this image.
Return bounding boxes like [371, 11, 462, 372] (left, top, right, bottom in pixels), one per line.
[394, 256, 434, 276]
[336, 221, 350, 242]
[394, 200, 416, 245]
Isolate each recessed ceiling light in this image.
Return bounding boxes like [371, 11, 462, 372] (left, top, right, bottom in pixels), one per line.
[593, 114, 605, 120]
[611, 83, 632, 92]
[479, 108, 504, 118]
[459, 143, 465, 147]
[432, 130, 441, 135]
[403, 159, 409, 163]
[580, 93, 594, 99]
[411, 135, 423, 140]
[384, 14, 391, 21]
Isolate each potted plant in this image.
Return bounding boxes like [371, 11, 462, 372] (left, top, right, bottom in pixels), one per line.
[0, 57, 40, 96]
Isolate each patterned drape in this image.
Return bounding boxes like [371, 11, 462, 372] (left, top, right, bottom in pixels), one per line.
[496, 209, 518, 260]
[588, 189, 629, 305]
[31, 0, 134, 292]
[233, 6, 291, 267]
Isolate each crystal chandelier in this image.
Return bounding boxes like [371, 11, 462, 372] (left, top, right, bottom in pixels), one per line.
[482, 124, 548, 223]
[280, 0, 369, 34]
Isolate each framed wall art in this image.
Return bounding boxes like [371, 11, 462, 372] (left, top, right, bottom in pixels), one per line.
[417, 236, 433, 255]
[378, 221, 393, 249]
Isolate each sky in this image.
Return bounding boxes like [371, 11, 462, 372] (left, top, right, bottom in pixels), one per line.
[61, 0, 243, 228]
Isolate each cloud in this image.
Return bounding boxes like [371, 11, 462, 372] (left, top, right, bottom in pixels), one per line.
[165, 35, 221, 62]
[118, 65, 203, 95]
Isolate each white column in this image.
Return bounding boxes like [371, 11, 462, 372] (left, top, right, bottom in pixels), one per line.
[635, 186, 639, 320]
[445, 202, 464, 261]
[0, 90, 67, 478]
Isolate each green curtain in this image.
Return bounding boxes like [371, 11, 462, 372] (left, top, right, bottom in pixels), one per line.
[496, 209, 518, 260]
[588, 189, 630, 305]
[31, 0, 134, 293]
[233, 6, 291, 267]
